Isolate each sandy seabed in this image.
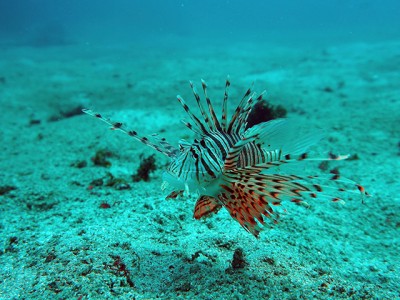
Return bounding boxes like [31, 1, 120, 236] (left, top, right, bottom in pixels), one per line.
[0, 38, 399, 299]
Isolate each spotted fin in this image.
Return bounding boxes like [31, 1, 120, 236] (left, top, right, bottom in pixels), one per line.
[218, 163, 368, 238]
[219, 169, 281, 237]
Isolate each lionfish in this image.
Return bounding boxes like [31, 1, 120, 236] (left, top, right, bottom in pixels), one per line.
[83, 79, 368, 238]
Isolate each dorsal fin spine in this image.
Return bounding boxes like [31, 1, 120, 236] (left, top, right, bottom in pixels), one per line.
[221, 77, 230, 131]
[189, 81, 213, 131]
[82, 109, 177, 158]
[201, 79, 222, 131]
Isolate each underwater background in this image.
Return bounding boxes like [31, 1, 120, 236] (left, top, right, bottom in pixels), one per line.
[0, 0, 399, 299]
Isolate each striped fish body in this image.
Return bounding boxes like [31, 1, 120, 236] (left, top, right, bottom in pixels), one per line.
[163, 130, 277, 195]
[83, 78, 368, 238]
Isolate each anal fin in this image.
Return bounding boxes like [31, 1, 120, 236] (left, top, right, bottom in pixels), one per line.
[193, 196, 222, 219]
[165, 190, 184, 200]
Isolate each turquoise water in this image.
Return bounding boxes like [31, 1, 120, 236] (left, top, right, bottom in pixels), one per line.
[0, 1, 399, 299]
